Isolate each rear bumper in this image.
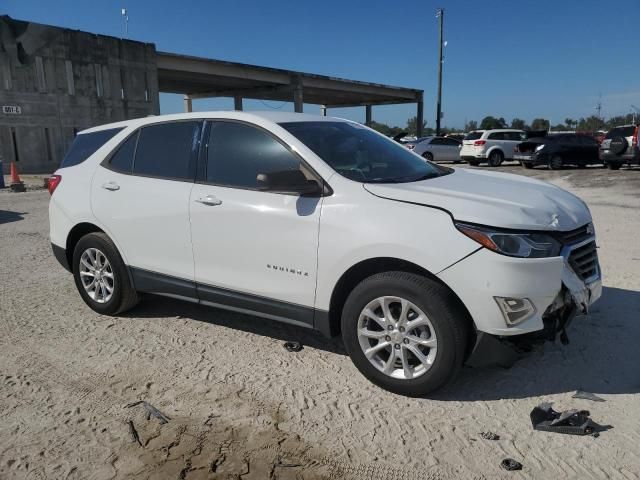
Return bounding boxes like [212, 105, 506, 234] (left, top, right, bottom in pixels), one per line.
[51, 243, 71, 272]
[599, 147, 640, 164]
[438, 247, 601, 337]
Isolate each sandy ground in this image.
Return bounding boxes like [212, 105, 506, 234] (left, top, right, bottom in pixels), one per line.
[1, 164, 639, 479]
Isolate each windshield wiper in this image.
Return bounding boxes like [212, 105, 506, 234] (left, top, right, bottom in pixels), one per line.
[367, 173, 440, 184]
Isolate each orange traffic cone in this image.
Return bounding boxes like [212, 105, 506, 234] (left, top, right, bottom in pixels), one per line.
[10, 161, 26, 192]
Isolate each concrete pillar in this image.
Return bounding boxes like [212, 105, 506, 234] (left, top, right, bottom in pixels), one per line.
[320, 105, 327, 116]
[365, 105, 372, 126]
[183, 95, 193, 113]
[416, 94, 424, 137]
[292, 76, 304, 113]
[234, 95, 243, 111]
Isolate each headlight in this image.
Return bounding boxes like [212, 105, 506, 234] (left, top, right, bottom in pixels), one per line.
[455, 223, 561, 258]
[535, 144, 545, 152]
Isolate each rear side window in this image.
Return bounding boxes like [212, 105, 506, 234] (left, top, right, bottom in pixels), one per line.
[606, 126, 635, 139]
[60, 127, 123, 168]
[506, 132, 525, 141]
[464, 131, 483, 141]
[133, 121, 201, 180]
[487, 132, 505, 140]
[108, 132, 138, 173]
[206, 121, 301, 189]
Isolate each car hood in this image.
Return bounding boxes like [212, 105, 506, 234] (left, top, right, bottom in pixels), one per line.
[363, 168, 591, 231]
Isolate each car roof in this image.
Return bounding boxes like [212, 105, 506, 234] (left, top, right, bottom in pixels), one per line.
[81, 111, 343, 134]
[483, 129, 524, 133]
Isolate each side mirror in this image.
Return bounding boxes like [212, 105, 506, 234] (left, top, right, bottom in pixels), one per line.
[256, 169, 323, 196]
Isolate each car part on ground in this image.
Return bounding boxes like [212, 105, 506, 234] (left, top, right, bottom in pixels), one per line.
[283, 341, 303, 352]
[530, 403, 608, 436]
[500, 459, 523, 471]
[572, 390, 605, 402]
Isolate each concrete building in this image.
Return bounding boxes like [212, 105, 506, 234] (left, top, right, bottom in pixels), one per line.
[0, 16, 424, 174]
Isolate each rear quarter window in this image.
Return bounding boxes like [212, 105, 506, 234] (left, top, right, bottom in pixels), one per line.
[464, 132, 483, 141]
[60, 127, 123, 168]
[606, 126, 635, 139]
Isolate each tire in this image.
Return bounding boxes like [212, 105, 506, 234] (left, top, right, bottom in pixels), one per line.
[422, 152, 434, 162]
[467, 160, 480, 166]
[607, 162, 621, 170]
[549, 155, 563, 170]
[341, 272, 469, 397]
[487, 150, 504, 167]
[72, 232, 139, 315]
[522, 162, 534, 169]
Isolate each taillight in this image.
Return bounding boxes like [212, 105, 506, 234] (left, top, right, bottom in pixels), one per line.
[48, 175, 61, 195]
[474, 140, 486, 146]
[633, 127, 638, 147]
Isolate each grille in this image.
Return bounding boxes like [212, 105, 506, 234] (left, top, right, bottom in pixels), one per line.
[568, 241, 599, 281]
[558, 224, 592, 245]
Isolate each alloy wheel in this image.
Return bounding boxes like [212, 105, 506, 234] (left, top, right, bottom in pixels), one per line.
[357, 296, 437, 380]
[79, 248, 114, 304]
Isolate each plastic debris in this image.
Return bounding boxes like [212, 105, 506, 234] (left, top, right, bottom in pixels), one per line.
[479, 431, 500, 440]
[128, 420, 142, 446]
[530, 402, 607, 436]
[125, 400, 171, 424]
[500, 458, 523, 471]
[572, 390, 605, 402]
[283, 341, 303, 352]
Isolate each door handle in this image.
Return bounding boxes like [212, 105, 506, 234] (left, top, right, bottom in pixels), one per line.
[195, 195, 222, 206]
[101, 182, 120, 191]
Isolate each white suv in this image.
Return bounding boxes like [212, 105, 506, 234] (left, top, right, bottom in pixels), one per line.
[49, 112, 601, 396]
[460, 129, 525, 166]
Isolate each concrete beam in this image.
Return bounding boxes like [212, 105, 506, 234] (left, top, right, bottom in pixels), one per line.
[183, 95, 193, 113]
[234, 95, 243, 111]
[188, 84, 293, 100]
[365, 105, 372, 126]
[323, 99, 417, 108]
[292, 76, 303, 113]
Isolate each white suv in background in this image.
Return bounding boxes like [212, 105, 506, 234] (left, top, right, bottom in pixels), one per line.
[460, 129, 525, 166]
[49, 112, 601, 396]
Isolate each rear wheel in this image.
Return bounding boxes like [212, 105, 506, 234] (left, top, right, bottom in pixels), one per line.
[607, 162, 622, 170]
[522, 161, 534, 169]
[549, 155, 564, 170]
[72, 232, 139, 315]
[487, 150, 504, 167]
[341, 272, 468, 396]
[422, 151, 434, 162]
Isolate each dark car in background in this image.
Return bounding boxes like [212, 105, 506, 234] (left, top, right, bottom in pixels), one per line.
[515, 133, 600, 169]
[599, 125, 639, 170]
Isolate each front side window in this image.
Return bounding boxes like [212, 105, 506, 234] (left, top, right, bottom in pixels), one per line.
[61, 127, 123, 168]
[280, 121, 448, 183]
[133, 121, 201, 180]
[206, 121, 301, 189]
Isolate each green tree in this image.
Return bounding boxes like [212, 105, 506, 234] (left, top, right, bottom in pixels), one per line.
[369, 121, 404, 137]
[510, 118, 528, 130]
[464, 120, 478, 132]
[564, 118, 577, 130]
[576, 116, 603, 131]
[479, 116, 507, 129]
[550, 124, 566, 131]
[530, 118, 550, 130]
[406, 116, 428, 136]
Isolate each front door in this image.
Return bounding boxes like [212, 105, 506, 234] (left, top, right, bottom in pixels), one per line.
[189, 120, 323, 327]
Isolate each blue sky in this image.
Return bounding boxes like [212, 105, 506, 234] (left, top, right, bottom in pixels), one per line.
[4, 0, 639, 129]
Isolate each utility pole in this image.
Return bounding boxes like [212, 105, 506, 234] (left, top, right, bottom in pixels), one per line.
[436, 8, 444, 136]
[121, 8, 129, 38]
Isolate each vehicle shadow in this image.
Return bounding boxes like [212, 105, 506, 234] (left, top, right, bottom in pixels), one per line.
[127, 294, 347, 356]
[434, 286, 640, 400]
[0, 210, 27, 225]
[129, 286, 639, 399]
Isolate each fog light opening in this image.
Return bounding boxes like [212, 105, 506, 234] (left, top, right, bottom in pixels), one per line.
[494, 297, 536, 326]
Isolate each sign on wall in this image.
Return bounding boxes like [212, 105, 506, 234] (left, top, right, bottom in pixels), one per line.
[2, 106, 22, 114]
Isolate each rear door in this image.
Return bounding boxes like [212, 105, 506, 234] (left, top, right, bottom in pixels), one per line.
[92, 121, 202, 282]
[441, 137, 461, 160]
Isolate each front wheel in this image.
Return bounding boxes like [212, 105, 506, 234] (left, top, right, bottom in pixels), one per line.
[422, 151, 434, 162]
[72, 232, 139, 315]
[341, 272, 469, 396]
[549, 155, 564, 170]
[607, 162, 621, 170]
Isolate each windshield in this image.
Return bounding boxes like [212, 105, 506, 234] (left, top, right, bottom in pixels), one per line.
[280, 121, 449, 183]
